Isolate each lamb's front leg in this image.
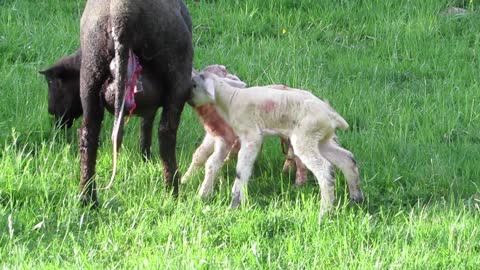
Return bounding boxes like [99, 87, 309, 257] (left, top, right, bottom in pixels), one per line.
[230, 134, 263, 209]
[198, 137, 230, 198]
[182, 134, 215, 184]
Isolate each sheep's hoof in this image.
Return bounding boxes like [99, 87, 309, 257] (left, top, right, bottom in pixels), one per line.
[198, 187, 213, 199]
[79, 195, 100, 210]
[349, 191, 365, 204]
[318, 209, 339, 224]
[294, 177, 307, 187]
[229, 193, 241, 209]
[282, 159, 296, 173]
[181, 169, 195, 184]
[318, 208, 333, 224]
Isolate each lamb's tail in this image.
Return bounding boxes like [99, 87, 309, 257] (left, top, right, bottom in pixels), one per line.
[331, 111, 349, 130]
[324, 101, 349, 130]
[103, 22, 129, 190]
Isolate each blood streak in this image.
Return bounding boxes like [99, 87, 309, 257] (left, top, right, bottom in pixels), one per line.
[260, 100, 276, 112]
[194, 105, 237, 145]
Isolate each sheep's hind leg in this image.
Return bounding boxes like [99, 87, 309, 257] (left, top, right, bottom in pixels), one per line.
[140, 114, 155, 161]
[318, 141, 364, 203]
[78, 30, 110, 207]
[290, 136, 336, 218]
[155, 57, 192, 195]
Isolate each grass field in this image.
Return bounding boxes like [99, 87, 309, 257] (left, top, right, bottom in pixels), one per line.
[1, 0, 480, 268]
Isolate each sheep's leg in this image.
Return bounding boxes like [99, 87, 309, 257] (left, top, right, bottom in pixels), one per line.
[78, 93, 105, 208]
[294, 156, 309, 186]
[296, 153, 334, 187]
[182, 134, 215, 184]
[318, 141, 364, 203]
[155, 63, 192, 195]
[224, 137, 240, 162]
[219, 126, 239, 163]
[158, 102, 185, 195]
[281, 138, 310, 186]
[281, 138, 296, 173]
[140, 114, 155, 161]
[198, 137, 230, 198]
[230, 135, 263, 209]
[78, 35, 109, 207]
[290, 136, 336, 217]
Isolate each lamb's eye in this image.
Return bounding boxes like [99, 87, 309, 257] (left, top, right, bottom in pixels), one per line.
[192, 82, 197, 88]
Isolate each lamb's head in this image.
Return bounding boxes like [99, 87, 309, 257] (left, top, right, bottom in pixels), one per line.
[190, 72, 217, 106]
[39, 51, 83, 128]
[202, 64, 247, 88]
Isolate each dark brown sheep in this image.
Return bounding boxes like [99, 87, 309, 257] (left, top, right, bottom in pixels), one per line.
[48, 0, 193, 207]
[40, 49, 161, 159]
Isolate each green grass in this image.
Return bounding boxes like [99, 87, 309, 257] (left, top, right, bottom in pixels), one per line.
[1, 0, 480, 268]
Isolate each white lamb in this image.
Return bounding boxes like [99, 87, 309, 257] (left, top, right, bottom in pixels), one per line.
[189, 72, 364, 218]
[183, 65, 323, 199]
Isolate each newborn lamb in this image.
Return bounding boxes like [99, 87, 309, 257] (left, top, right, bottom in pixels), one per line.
[183, 65, 323, 198]
[190, 72, 364, 218]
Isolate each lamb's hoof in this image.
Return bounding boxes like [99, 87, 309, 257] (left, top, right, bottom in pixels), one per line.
[318, 207, 333, 224]
[349, 191, 365, 204]
[198, 187, 213, 199]
[282, 160, 296, 173]
[181, 169, 195, 184]
[229, 193, 241, 209]
[294, 177, 307, 187]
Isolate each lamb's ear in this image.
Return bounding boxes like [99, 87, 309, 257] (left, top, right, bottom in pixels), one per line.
[191, 68, 199, 77]
[204, 76, 216, 99]
[222, 77, 247, 88]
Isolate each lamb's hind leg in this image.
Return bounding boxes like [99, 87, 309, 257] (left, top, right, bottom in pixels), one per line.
[318, 141, 364, 203]
[182, 134, 215, 184]
[290, 136, 336, 217]
[198, 137, 230, 198]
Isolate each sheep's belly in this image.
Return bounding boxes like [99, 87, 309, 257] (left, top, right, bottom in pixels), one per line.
[261, 128, 290, 138]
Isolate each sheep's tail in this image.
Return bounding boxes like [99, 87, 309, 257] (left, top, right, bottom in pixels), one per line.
[331, 112, 349, 130]
[324, 101, 349, 130]
[103, 24, 129, 191]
